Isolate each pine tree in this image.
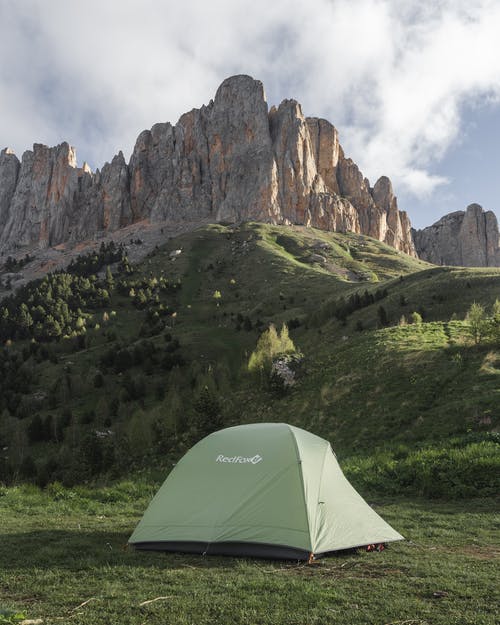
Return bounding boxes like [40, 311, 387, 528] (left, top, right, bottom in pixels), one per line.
[377, 305, 389, 327]
[27, 415, 45, 443]
[213, 290, 222, 306]
[18, 304, 33, 332]
[105, 265, 114, 290]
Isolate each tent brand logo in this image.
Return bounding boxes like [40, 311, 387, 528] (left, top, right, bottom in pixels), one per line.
[216, 454, 263, 465]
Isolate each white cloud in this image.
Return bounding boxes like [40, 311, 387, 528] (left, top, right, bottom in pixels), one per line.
[1, 0, 499, 219]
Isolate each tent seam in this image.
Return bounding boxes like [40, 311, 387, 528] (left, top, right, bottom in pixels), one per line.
[311, 443, 330, 553]
[287, 425, 313, 554]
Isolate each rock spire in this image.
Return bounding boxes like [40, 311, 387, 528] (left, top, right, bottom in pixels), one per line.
[413, 204, 500, 267]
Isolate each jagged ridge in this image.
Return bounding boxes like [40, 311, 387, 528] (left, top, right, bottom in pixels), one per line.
[0, 75, 416, 255]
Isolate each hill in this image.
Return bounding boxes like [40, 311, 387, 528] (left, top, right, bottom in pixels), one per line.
[0, 223, 499, 495]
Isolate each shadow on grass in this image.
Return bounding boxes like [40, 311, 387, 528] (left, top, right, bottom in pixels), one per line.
[1, 529, 360, 572]
[0, 529, 261, 572]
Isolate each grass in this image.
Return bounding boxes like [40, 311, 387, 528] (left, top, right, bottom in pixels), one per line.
[1, 224, 499, 622]
[229, 321, 500, 455]
[0, 482, 498, 624]
[2, 222, 499, 488]
[343, 438, 500, 498]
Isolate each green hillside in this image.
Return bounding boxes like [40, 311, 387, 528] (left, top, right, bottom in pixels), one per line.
[0, 223, 499, 496]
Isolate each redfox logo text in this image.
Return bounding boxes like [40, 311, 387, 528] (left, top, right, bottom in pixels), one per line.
[216, 454, 263, 465]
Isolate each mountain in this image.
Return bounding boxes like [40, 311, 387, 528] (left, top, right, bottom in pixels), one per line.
[0, 222, 498, 489]
[413, 203, 500, 267]
[0, 75, 415, 257]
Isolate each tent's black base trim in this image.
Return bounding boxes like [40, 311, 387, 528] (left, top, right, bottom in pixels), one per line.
[131, 540, 311, 560]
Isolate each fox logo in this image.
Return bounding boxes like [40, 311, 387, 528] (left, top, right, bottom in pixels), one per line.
[216, 454, 263, 464]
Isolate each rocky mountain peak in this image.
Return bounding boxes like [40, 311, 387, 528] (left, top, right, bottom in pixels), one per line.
[0, 74, 418, 258]
[214, 74, 266, 109]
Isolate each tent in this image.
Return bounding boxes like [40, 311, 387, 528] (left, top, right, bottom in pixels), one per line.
[129, 423, 403, 559]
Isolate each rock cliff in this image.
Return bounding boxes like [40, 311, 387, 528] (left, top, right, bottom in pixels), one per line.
[413, 204, 500, 267]
[0, 75, 417, 255]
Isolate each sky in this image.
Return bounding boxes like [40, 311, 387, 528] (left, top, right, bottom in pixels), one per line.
[1, 0, 499, 229]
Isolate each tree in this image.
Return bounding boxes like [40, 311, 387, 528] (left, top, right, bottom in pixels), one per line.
[248, 323, 297, 374]
[213, 290, 222, 306]
[278, 323, 295, 353]
[243, 316, 253, 331]
[80, 432, 104, 476]
[411, 311, 422, 325]
[75, 316, 86, 331]
[93, 372, 104, 388]
[467, 302, 488, 345]
[42, 315, 62, 340]
[193, 386, 223, 436]
[105, 265, 114, 290]
[377, 305, 389, 327]
[27, 414, 46, 443]
[18, 304, 33, 333]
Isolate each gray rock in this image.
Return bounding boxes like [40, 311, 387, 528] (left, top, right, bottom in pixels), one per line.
[308, 253, 327, 264]
[311, 240, 331, 251]
[0, 74, 419, 258]
[0, 143, 79, 249]
[413, 204, 500, 266]
[0, 148, 20, 229]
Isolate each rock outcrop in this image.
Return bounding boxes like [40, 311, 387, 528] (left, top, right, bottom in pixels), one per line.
[0, 149, 20, 230]
[0, 74, 416, 256]
[413, 204, 500, 266]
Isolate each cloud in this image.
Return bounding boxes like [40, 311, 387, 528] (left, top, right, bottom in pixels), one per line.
[1, 0, 500, 211]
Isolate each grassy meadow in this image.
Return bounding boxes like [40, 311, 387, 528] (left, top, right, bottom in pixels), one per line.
[1, 223, 499, 623]
[1, 482, 498, 625]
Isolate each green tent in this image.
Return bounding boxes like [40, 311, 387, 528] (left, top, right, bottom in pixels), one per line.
[129, 423, 403, 559]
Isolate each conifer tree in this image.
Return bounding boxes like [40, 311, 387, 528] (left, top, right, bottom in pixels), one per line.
[105, 265, 114, 290]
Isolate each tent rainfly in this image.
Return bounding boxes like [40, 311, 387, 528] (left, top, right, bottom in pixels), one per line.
[129, 423, 403, 559]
